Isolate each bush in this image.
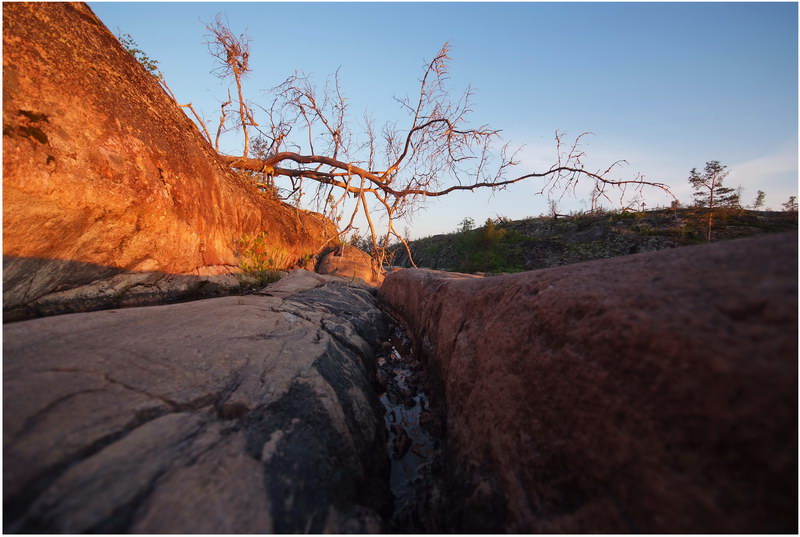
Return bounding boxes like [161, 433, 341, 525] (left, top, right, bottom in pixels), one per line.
[117, 33, 162, 80]
[235, 232, 290, 287]
[453, 219, 526, 273]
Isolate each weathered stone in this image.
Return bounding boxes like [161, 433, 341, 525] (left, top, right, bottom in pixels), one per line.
[380, 232, 798, 533]
[257, 268, 359, 299]
[4, 277, 391, 533]
[317, 245, 383, 286]
[2, 3, 336, 320]
[391, 425, 412, 459]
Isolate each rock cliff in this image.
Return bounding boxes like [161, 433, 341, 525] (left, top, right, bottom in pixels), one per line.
[380, 232, 798, 533]
[3, 3, 336, 320]
[4, 271, 391, 533]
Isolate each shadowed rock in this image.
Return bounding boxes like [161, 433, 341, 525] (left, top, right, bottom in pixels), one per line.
[380, 232, 798, 533]
[4, 271, 391, 533]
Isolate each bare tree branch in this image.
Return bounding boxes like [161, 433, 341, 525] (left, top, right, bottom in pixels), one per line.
[179, 102, 212, 143]
[188, 22, 676, 270]
[214, 89, 233, 152]
[206, 14, 257, 157]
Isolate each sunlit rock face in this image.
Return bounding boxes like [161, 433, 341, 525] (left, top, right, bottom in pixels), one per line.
[2, 3, 335, 319]
[317, 245, 385, 286]
[380, 232, 798, 533]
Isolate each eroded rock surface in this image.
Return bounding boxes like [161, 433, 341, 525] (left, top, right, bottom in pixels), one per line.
[3, 3, 336, 320]
[317, 245, 384, 286]
[380, 232, 798, 533]
[4, 271, 391, 533]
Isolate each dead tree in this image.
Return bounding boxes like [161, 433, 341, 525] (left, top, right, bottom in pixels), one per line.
[190, 24, 674, 270]
[205, 15, 257, 158]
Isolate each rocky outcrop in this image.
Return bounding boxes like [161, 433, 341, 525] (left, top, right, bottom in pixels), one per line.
[3, 271, 391, 533]
[393, 209, 798, 272]
[317, 245, 384, 286]
[380, 232, 798, 533]
[3, 3, 336, 320]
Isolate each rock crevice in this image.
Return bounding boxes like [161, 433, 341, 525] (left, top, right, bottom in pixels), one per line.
[380, 233, 798, 533]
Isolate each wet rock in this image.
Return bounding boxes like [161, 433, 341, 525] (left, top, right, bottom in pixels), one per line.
[3, 3, 336, 320]
[391, 425, 412, 459]
[380, 233, 798, 533]
[317, 245, 383, 286]
[419, 410, 434, 427]
[418, 409, 443, 437]
[386, 390, 401, 406]
[410, 444, 430, 459]
[377, 320, 445, 533]
[3, 277, 391, 533]
[376, 368, 389, 387]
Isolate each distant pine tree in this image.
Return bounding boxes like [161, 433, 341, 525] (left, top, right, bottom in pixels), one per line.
[457, 217, 475, 233]
[752, 190, 766, 210]
[688, 160, 738, 242]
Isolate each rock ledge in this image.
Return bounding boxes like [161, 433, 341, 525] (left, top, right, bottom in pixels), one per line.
[380, 233, 798, 533]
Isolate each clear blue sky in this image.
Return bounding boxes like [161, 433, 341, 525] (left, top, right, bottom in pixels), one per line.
[90, 2, 798, 239]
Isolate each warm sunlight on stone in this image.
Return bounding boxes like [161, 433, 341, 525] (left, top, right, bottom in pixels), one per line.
[3, 2, 797, 534]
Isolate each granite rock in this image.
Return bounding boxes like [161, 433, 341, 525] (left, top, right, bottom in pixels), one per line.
[3, 3, 336, 320]
[317, 245, 383, 286]
[4, 275, 391, 533]
[380, 232, 798, 533]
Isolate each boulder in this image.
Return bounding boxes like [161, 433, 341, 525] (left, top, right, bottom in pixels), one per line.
[3, 274, 391, 533]
[256, 268, 347, 298]
[379, 232, 798, 533]
[2, 3, 336, 320]
[317, 245, 383, 286]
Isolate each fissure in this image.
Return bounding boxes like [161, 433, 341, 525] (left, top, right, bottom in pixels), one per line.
[373, 314, 446, 532]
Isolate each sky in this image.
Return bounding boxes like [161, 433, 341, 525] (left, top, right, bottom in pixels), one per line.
[89, 1, 798, 239]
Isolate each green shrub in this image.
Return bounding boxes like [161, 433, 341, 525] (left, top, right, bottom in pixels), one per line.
[452, 219, 527, 273]
[235, 232, 290, 287]
[117, 33, 162, 80]
[607, 210, 637, 222]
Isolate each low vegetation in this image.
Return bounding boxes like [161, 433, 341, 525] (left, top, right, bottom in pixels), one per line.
[234, 231, 292, 287]
[448, 218, 533, 273]
[392, 207, 797, 274]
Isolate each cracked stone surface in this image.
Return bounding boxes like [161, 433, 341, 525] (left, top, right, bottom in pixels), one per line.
[380, 232, 798, 533]
[4, 271, 391, 533]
